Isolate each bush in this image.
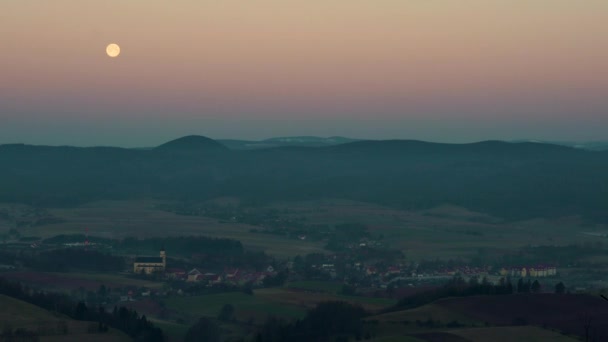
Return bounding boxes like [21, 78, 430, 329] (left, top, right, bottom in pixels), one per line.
[512, 317, 528, 326]
[184, 318, 220, 342]
[218, 304, 235, 322]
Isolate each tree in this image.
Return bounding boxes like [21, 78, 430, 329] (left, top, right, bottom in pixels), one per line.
[531, 280, 541, 293]
[302, 301, 367, 339]
[386, 283, 395, 297]
[506, 278, 514, 294]
[555, 282, 566, 294]
[97, 285, 107, 298]
[184, 317, 220, 342]
[74, 302, 88, 320]
[218, 304, 235, 322]
[341, 284, 356, 296]
[579, 313, 593, 342]
[56, 321, 68, 335]
[263, 270, 288, 287]
[242, 282, 254, 295]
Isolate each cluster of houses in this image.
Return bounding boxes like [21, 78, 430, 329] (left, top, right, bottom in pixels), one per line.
[431, 266, 490, 277]
[351, 263, 559, 284]
[164, 266, 277, 287]
[499, 265, 557, 278]
[130, 249, 558, 294]
[420, 265, 558, 279]
[349, 239, 384, 249]
[131, 249, 280, 287]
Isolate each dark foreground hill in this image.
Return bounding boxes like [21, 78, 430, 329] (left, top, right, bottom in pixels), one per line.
[438, 294, 608, 340]
[0, 294, 131, 341]
[1, 136, 607, 222]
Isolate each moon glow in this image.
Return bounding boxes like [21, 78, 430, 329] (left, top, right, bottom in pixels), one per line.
[106, 43, 120, 57]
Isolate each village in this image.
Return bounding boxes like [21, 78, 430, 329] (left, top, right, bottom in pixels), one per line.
[0, 230, 580, 309]
[121, 245, 561, 302]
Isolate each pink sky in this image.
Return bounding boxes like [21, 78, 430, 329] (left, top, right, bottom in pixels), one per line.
[1, 1, 607, 145]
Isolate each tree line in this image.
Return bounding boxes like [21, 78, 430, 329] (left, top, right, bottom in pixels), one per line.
[23, 249, 125, 272]
[184, 301, 369, 342]
[42, 234, 245, 258]
[391, 276, 565, 312]
[0, 277, 164, 341]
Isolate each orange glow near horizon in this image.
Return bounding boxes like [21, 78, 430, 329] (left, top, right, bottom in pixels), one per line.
[1, 1, 607, 144]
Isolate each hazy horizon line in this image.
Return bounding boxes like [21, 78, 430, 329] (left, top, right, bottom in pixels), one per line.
[2, 135, 607, 149]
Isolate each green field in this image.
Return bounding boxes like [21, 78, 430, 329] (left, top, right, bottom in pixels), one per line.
[0, 294, 131, 342]
[2, 271, 165, 291]
[53, 271, 165, 288]
[148, 318, 190, 342]
[1, 276, 587, 342]
[449, 326, 579, 342]
[256, 288, 395, 312]
[21, 200, 326, 258]
[266, 200, 605, 259]
[372, 303, 481, 326]
[164, 287, 396, 326]
[364, 301, 582, 342]
[370, 337, 426, 342]
[0, 294, 63, 323]
[286, 280, 344, 293]
[9, 199, 604, 261]
[165, 291, 306, 324]
[365, 303, 478, 339]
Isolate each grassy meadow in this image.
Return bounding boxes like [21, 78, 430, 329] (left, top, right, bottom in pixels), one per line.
[6, 199, 605, 261]
[1, 271, 164, 291]
[163, 287, 396, 325]
[19, 200, 325, 258]
[264, 200, 606, 259]
[362, 297, 585, 342]
[0, 294, 131, 342]
[448, 326, 579, 342]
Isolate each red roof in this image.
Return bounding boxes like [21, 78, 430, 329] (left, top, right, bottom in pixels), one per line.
[225, 268, 240, 277]
[167, 268, 186, 274]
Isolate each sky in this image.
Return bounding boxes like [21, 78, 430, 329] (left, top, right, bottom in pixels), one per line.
[1, 0, 607, 147]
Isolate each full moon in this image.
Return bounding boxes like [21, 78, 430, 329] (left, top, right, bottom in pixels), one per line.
[106, 43, 120, 57]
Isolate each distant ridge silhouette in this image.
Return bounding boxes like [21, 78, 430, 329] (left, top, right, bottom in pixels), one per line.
[0, 136, 607, 222]
[155, 135, 228, 152]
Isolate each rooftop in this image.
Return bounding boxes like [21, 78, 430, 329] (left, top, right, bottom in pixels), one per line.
[135, 257, 163, 263]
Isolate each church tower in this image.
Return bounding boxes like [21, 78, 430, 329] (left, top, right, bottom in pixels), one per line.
[160, 248, 166, 269]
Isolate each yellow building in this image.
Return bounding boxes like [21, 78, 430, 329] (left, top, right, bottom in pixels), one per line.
[520, 267, 527, 278]
[133, 249, 166, 274]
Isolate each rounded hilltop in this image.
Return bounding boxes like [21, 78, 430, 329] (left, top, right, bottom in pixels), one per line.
[155, 135, 228, 152]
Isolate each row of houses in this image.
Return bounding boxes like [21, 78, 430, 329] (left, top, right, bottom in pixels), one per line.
[499, 265, 557, 278]
[165, 266, 277, 286]
[359, 263, 558, 281]
[430, 266, 490, 277]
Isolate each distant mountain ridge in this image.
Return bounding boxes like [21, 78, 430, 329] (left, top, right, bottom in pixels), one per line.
[1, 136, 607, 222]
[218, 136, 359, 150]
[156, 135, 228, 152]
[510, 140, 608, 151]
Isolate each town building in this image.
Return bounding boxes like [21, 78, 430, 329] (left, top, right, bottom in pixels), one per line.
[133, 248, 166, 274]
[499, 265, 557, 278]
